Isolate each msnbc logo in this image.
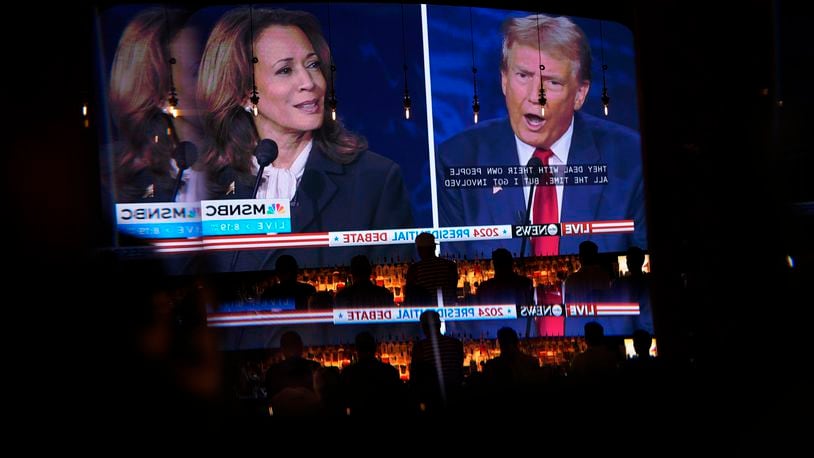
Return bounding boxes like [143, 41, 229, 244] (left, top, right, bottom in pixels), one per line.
[267, 203, 286, 215]
[119, 206, 200, 221]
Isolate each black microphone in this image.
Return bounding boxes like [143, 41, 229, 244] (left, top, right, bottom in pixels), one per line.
[521, 155, 544, 340]
[172, 141, 198, 201]
[252, 139, 279, 198]
[519, 156, 544, 258]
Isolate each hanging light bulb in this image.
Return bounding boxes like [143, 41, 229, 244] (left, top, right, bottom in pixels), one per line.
[249, 50, 260, 117]
[325, 2, 339, 124]
[538, 62, 546, 118]
[82, 103, 87, 117]
[329, 64, 337, 121]
[166, 52, 179, 118]
[472, 96, 480, 124]
[599, 22, 611, 117]
[400, 7, 411, 121]
[403, 92, 411, 120]
[329, 96, 337, 121]
[250, 87, 260, 118]
[167, 83, 179, 118]
[469, 10, 481, 125]
[163, 7, 180, 120]
[538, 86, 547, 118]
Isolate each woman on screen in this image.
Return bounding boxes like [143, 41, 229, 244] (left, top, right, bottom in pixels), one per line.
[108, 7, 204, 203]
[197, 7, 414, 269]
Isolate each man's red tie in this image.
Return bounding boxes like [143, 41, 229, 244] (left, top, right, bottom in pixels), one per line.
[531, 148, 559, 256]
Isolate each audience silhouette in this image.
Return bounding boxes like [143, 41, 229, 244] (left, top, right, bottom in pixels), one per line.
[569, 321, 619, 384]
[261, 255, 316, 311]
[409, 310, 464, 413]
[264, 331, 322, 416]
[472, 248, 533, 338]
[404, 233, 458, 306]
[341, 331, 405, 416]
[476, 249, 534, 307]
[335, 255, 395, 308]
[565, 241, 613, 335]
[482, 327, 541, 391]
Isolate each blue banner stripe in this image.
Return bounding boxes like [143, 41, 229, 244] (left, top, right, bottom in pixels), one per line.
[202, 218, 292, 236]
[118, 222, 202, 239]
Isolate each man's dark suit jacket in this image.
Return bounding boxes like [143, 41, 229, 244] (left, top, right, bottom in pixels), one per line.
[212, 145, 415, 271]
[436, 112, 646, 258]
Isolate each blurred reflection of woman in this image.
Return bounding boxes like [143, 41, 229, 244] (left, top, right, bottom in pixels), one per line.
[109, 7, 204, 203]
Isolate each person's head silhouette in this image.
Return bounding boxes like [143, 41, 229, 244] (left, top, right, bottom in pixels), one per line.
[584, 321, 604, 348]
[354, 331, 378, 360]
[632, 329, 652, 358]
[496, 327, 520, 354]
[491, 248, 515, 277]
[415, 232, 437, 260]
[578, 240, 600, 266]
[419, 309, 442, 337]
[279, 330, 305, 359]
[349, 255, 373, 283]
[275, 255, 299, 284]
[626, 246, 645, 275]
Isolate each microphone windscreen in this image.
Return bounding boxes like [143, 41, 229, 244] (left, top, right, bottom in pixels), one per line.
[174, 141, 198, 170]
[526, 156, 543, 178]
[255, 139, 279, 167]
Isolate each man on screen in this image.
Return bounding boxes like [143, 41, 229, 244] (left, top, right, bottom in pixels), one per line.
[436, 14, 645, 258]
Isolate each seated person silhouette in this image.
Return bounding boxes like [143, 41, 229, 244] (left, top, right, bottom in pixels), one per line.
[569, 321, 619, 385]
[564, 241, 612, 335]
[410, 310, 464, 411]
[404, 232, 458, 307]
[409, 310, 464, 412]
[565, 241, 612, 301]
[482, 327, 541, 390]
[632, 329, 653, 358]
[264, 331, 321, 416]
[476, 249, 534, 307]
[261, 255, 316, 311]
[470, 248, 533, 338]
[335, 255, 394, 308]
[341, 331, 404, 416]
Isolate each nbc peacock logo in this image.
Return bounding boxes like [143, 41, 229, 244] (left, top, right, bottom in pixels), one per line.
[266, 203, 286, 215]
